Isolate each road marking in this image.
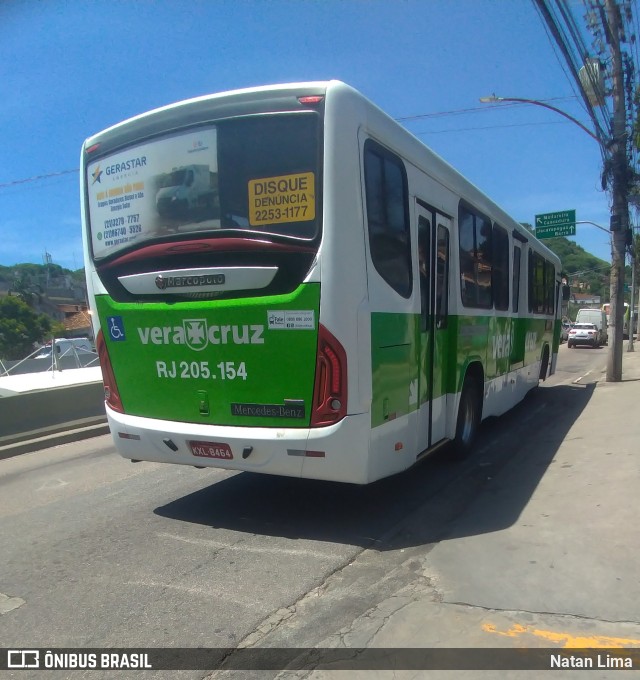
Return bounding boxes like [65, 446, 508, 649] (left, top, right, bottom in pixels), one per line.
[37, 478, 69, 491]
[156, 532, 331, 560]
[0, 592, 25, 615]
[483, 622, 640, 648]
[123, 579, 256, 608]
[572, 369, 595, 384]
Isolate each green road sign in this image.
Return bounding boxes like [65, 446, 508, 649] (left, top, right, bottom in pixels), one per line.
[535, 210, 576, 238]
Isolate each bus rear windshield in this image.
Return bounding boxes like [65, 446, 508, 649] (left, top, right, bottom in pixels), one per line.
[86, 112, 321, 260]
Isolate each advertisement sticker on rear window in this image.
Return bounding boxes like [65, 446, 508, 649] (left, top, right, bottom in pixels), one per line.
[248, 172, 315, 226]
[87, 128, 218, 260]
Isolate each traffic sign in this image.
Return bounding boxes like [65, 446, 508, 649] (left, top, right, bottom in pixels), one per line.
[536, 223, 577, 239]
[535, 210, 576, 239]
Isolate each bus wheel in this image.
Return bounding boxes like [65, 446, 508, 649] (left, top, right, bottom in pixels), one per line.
[452, 375, 481, 459]
[539, 347, 549, 382]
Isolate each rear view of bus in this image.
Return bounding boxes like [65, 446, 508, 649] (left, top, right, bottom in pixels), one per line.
[81, 83, 362, 483]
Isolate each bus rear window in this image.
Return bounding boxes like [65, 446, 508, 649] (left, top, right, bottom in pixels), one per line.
[86, 113, 321, 260]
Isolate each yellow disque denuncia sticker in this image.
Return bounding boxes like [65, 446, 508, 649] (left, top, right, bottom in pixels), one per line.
[248, 172, 315, 226]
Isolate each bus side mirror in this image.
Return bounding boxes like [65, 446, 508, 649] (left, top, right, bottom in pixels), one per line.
[562, 284, 571, 302]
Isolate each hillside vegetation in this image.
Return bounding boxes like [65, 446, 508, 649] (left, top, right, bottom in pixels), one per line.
[542, 236, 612, 294]
[0, 263, 85, 291]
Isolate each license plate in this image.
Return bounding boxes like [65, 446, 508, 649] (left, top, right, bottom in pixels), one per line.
[189, 441, 233, 460]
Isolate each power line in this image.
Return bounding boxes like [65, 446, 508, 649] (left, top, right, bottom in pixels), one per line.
[395, 97, 578, 122]
[411, 120, 571, 136]
[533, 0, 611, 151]
[0, 106, 586, 191]
[0, 169, 78, 189]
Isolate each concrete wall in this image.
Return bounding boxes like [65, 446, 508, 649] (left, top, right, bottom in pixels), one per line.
[0, 382, 106, 439]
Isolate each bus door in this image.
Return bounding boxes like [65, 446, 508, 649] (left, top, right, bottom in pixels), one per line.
[415, 202, 450, 454]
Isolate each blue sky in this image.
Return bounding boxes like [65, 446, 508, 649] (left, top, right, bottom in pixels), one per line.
[0, 0, 615, 270]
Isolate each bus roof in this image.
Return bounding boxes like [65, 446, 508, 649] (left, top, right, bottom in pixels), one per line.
[83, 79, 559, 268]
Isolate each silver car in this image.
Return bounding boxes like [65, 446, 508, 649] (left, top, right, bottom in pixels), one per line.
[567, 322, 600, 348]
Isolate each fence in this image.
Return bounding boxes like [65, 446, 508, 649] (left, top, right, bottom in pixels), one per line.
[0, 342, 100, 377]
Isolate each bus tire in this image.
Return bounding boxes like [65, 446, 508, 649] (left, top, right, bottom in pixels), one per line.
[452, 374, 481, 459]
[539, 346, 549, 382]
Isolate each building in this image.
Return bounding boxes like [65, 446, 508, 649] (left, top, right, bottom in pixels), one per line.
[571, 292, 601, 307]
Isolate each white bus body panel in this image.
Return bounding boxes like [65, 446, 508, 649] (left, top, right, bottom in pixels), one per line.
[108, 405, 376, 485]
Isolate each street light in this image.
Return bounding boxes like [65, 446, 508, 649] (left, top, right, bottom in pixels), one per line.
[479, 93, 629, 382]
[478, 95, 602, 145]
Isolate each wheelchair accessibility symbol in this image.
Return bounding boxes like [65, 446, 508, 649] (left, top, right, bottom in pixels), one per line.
[107, 316, 126, 342]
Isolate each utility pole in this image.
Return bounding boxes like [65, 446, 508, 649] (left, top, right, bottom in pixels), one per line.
[604, 0, 629, 382]
[628, 248, 635, 351]
[532, 0, 634, 381]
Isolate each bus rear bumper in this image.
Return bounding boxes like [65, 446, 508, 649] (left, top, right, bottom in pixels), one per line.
[105, 406, 373, 484]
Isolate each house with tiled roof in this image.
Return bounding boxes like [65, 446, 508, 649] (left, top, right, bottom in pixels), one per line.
[63, 309, 93, 339]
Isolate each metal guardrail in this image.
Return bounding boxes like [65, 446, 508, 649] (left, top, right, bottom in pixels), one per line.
[0, 341, 99, 377]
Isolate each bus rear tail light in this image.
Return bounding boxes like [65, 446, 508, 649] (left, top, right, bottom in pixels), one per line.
[96, 329, 124, 413]
[311, 324, 347, 427]
[298, 95, 324, 105]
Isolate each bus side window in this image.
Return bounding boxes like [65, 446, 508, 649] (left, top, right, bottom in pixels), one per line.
[363, 140, 412, 298]
[492, 224, 509, 311]
[528, 251, 555, 315]
[512, 245, 521, 312]
[458, 203, 492, 308]
[418, 217, 431, 332]
[436, 224, 449, 328]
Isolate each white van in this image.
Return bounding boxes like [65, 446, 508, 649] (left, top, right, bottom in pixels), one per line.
[575, 309, 608, 345]
[35, 338, 95, 359]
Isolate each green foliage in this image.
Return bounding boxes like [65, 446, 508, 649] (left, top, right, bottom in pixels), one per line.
[51, 321, 67, 338]
[0, 295, 52, 360]
[541, 236, 612, 299]
[71, 268, 86, 283]
[543, 236, 609, 271]
[0, 262, 84, 289]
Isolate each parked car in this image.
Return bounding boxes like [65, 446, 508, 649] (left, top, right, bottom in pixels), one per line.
[35, 338, 94, 359]
[560, 321, 572, 343]
[575, 308, 608, 345]
[567, 322, 600, 349]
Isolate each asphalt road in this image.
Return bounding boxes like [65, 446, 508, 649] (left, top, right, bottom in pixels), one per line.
[0, 344, 607, 679]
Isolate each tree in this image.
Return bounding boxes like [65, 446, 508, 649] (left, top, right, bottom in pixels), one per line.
[0, 295, 52, 360]
[9, 270, 38, 306]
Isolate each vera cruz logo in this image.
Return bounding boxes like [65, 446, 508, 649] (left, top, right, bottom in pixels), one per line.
[184, 319, 207, 351]
[137, 319, 265, 350]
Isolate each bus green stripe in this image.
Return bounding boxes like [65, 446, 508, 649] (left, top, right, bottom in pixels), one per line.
[370, 312, 555, 428]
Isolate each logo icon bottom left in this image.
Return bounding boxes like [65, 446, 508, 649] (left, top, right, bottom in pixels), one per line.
[8, 650, 40, 669]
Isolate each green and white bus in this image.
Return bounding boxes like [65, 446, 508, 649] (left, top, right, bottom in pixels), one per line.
[81, 80, 563, 484]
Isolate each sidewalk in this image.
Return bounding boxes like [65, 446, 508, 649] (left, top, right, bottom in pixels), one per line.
[300, 349, 640, 676]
